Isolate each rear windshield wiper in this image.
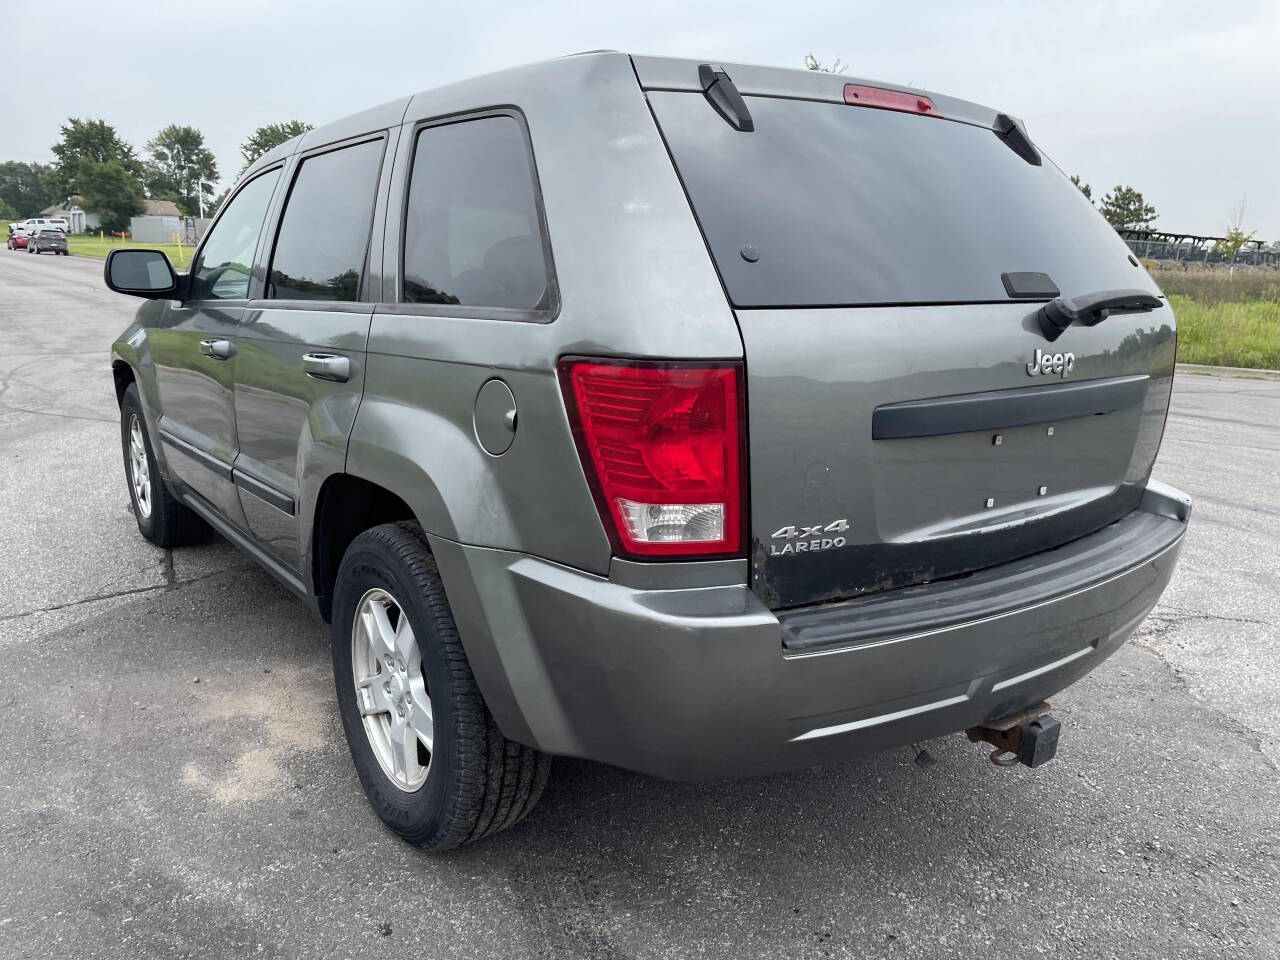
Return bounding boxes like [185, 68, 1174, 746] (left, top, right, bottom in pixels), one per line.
[1038, 289, 1163, 342]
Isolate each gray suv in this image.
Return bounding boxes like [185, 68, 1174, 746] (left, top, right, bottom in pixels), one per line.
[104, 53, 1190, 850]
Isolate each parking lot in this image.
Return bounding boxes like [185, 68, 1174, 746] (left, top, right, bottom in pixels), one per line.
[0, 249, 1276, 959]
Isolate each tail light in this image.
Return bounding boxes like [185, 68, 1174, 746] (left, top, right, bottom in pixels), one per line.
[843, 83, 940, 118]
[558, 357, 746, 559]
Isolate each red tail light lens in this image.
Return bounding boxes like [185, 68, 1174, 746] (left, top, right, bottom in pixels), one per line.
[559, 358, 745, 559]
[843, 83, 940, 118]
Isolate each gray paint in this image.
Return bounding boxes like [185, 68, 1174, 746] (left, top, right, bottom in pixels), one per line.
[107, 51, 1190, 780]
[473, 378, 517, 456]
[427, 486, 1187, 780]
[631, 54, 1001, 129]
[737, 301, 1176, 607]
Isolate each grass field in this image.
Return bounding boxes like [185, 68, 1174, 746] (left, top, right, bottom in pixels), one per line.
[67, 236, 198, 267]
[1159, 269, 1280, 370]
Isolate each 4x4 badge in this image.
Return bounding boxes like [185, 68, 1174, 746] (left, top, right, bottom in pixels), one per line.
[768, 519, 849, 556]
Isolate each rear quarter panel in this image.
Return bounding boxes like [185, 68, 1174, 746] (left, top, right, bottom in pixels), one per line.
[350, 52, 743, 574]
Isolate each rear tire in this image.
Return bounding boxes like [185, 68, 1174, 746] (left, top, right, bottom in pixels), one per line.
[333, 522, 550, 851]
[119, 382, 212, 547]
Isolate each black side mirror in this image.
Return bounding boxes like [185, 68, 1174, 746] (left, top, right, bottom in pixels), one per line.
[104, 249, 180, 299]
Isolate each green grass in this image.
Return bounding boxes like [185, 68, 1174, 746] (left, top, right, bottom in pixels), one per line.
[1158, 269, 1280, 306]
[1146, 267, 1280, 370]
[67, 235, 198, 268]
[1171, 293, 1280, 370]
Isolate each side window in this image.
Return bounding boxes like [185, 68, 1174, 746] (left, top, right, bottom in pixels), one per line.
[191, 169, 280, 300]
[267, 138, 384, 301]
[403, 116, 552, 311]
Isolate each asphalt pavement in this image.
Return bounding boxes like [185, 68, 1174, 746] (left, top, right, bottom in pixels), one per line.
[0, 250, 1276, 959]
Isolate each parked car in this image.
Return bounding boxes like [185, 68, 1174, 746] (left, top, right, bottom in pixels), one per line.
[7, 223, 27, 250]
[28, 228, 69, 255]
[22, 216, 68, 236]
[103, 53, 1190, 851]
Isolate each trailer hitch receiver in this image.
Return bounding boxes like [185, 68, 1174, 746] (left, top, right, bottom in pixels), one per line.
[966, 702, 1061, 768]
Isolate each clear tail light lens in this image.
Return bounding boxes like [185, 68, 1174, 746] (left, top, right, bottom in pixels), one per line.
[558, 358, 746, 559]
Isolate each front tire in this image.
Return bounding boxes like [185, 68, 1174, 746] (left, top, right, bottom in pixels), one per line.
[333, 522, 550, 851]
[119, 382, 211, 547]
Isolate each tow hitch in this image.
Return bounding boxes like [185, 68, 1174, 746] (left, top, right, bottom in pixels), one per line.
[966, 701, 1061, 768]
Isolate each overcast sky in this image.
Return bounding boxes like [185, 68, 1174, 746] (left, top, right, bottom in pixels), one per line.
[3, 0, 1277, 237]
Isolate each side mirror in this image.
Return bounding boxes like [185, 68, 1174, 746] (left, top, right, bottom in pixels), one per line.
[104, 249, 180, 299]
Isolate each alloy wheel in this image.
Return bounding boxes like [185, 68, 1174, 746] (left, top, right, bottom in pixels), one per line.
[351, 587, 434, 791]
[128, 414, 152, 519]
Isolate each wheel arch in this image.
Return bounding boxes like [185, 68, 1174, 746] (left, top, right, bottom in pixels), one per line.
[111, 357, 136, 406]
[310, 473, 418, 622]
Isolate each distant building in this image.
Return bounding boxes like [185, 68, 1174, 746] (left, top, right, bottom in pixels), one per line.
[130, 199, 185, 243]
[40, 196, 100, 233]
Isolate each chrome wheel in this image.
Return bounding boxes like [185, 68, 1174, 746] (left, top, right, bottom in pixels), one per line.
[352, 587, 433, 792]
[128, 414, 152, 519]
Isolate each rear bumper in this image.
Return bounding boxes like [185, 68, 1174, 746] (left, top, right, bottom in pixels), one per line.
[433, 480, 1190, 781]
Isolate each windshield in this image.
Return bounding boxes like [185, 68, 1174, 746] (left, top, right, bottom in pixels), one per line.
[649, 92, 1156, 308]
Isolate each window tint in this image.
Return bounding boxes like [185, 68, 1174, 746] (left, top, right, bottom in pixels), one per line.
[403, 116, 551, 310]
[268, 139, 384, 301]
[649, 92, 1154, 307]
[191, 169, 280, 300]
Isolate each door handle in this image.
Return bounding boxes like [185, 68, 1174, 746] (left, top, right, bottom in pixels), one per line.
[199, 338, 235, 360]
[303, 353, 351, 382]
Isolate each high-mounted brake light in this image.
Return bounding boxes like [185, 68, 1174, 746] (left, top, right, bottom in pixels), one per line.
[559, 358, 746, 559]
[843, 83, 941, 118]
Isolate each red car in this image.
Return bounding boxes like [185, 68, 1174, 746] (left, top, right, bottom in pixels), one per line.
[6, 225, 28, 250]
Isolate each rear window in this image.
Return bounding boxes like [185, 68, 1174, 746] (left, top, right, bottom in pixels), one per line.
[402, 115, 552, 312]
[268, 138, 384, 302]
[649, 92, 1151, 308]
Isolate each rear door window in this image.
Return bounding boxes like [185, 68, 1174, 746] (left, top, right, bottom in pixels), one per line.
[649, 92, 1153, 308]
[267, 138, 385, 302]
[402, 115, 552, 312]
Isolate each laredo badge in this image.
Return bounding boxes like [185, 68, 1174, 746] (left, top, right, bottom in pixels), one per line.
[768, 518, 849, 556]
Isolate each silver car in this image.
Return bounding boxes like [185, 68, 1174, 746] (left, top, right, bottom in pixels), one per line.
[103, 53, 1189, 850]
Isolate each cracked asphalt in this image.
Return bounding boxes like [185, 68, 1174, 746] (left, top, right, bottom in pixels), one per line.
[0, 250, 1276, 959]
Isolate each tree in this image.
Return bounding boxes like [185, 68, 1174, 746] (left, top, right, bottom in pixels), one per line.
[144, 124, 219, 216]
[0, 197, 18, 222]
[205, 186, 230, 217]
[240, 121, 312, 171]
[1069, 174, 1093, 202]
[1098, 185, 1157, 231]
[803, 53, 846, 73]
[76, 158, 145, 232]
[0, 161, 58, 218]
[49, 118, 144, 199]
[1214, 198, 1256, 263]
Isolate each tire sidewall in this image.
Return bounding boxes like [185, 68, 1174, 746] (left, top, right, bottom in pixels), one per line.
[119, 385, 160, 540]
[332, 534, 460, 839]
